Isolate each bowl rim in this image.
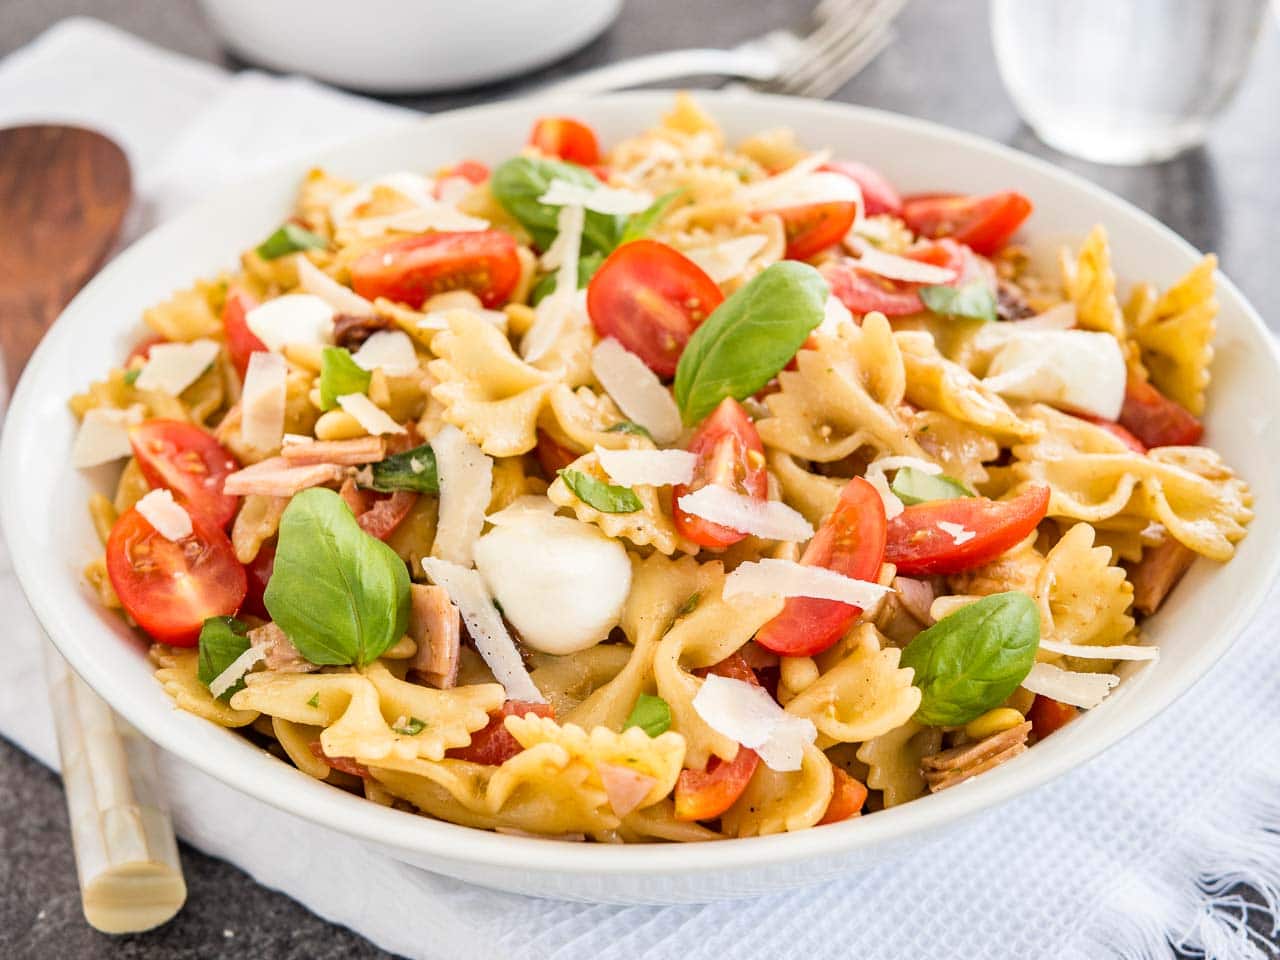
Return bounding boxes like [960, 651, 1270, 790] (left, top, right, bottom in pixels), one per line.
[4, 89, 1277, 878]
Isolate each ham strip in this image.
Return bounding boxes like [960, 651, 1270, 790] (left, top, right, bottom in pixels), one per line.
[408, 584, 461, 689]
[223, 457, 346, 497]
[248, 622, 318, 674]
[282, 436, 386, 466]
[598, 763, 656, 818]
[1130, 538, 1197, 616]
[922, 722, 1031, 793]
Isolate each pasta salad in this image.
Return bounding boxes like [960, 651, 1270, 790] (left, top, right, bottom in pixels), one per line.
[72, 95, 1252, 841]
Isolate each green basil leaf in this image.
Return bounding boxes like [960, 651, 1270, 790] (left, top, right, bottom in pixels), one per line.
[529, 250, 605, 306]
[558, 468, 642, 514]
[490, 156, 624, 255]
[196, 616, 251, 701]
[264, 487, 411, 668]
[678, 592, 701, 616]
[605, 420, 655, 442]
[123, 368, 141, 386]
[900, 591, 1040, 726]
[623, 694, 672, 737]
[918, 281, 997, 323]
[366, 443, 438, 495]
[319, 346, 371, 411]
[256, 223, 329, 260]
[673, 261, 827, 425]
[393, 717, 427, 736]
[306, 692, 320, 708]
[890, 467, 975, 505]
[618, 190, 682, 245]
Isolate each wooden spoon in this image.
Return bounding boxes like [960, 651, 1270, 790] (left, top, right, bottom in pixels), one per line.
[0, 124, 132, 390]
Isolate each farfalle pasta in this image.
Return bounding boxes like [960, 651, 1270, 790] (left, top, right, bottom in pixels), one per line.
[74, 96, 1250, 842]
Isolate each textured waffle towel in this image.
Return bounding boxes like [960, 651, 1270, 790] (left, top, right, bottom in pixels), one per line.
[2, 18, 1278, 960]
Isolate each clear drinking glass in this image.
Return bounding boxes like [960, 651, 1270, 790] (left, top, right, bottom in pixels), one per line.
[991, 0, 1269, 164]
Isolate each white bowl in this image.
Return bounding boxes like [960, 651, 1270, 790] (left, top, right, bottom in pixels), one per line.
[3, 92, 1277, 905]
[196, 0, 623, 94]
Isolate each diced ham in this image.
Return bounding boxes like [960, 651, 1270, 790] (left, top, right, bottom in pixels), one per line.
[248, 621, 318, 674]
[922, 721, 1031, 792]
[598, 763, 657, 818]
[893, 577, 937, 625]
[282, 436, 387, 466]
[309, 741, 369, 778]
[1130, 538, 1197, 616]
[222, 456, 346, 497]
[408, 584, 461, 689]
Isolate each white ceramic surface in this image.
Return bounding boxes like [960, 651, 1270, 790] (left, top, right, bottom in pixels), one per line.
[196, 0, 623, 94]
[3, 92, 1277, 905]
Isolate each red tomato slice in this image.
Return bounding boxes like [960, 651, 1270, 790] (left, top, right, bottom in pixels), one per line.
[672, 398, 767, 549]
[106, 507, 247, 646]
[1028, 695, 1077, 739]
[433, 159, 489, 193]
[587, 239, 724, 377]
[1118, 375, 1203, 448]
[350, 230, 521, 309]
[528, 116, 601, 166]
[126, 334, 165, 365]
[820, 239, 968, 317]
[674, 654, 763, 821]
[822, 160, 903, 216]
[885, 484, 1050, 577]
[1076, 413, 1147, 454]
[129, 420, 241, 529]
[769, 200, 858, 261]
[221, 289, 265, 381]
[755, 477, 887, 657]
[446, 701, 554, 765]
[356, 491, 418, 541]
[818, 767, 868, 825]
[900, 191, 1033, 256]
[241, 538, 275, 620]
[535, 429, 580, 478]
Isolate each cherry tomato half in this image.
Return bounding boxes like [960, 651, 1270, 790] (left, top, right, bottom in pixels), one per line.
[587, 239, 724, 377]
[351, 230, 521, 309]
[822, 160, 903, 217]
[900, 191, 1033, 256]
[356, 491, 419, 541]
[1118, 375, 1203, 448]
[1028, 695, 1077, 740]
[821, 239, 968, 317]
[529, 116, 601, 166]
[221, 289, 265, 381]
[673, 398, 768, 550]
[884, 484, 1050, 577]
[535, 429, 580, 479]
[755, 476, 887, 657]
[446, 701, 555, 765]
[818, 767, 868, 825]
[126, 334, 165, 366]
[770, 200, 858, 261]
[129, 420, 241, 529]
[674, 654, 763, 821]
[106, 507, 247, 646]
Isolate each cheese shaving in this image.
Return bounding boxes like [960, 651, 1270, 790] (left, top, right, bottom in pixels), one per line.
[345, 205, 488, 237]
[420, 557, 543, 703]
[71, 406, 143, 468]
[692, 674, 816, 772]
[845, 236, 958, 284]
[335, 394, 406, 436]
[329, 171, 435, 227]
[240, 351, 287, 451]
[416, 307, 508, 333]
[538, 179, 654, 215]
[135, 489, 192, 542]
[133, 339, 220, 395]
[589, 338, 683, 444]
[522, 205, 584, 363]
[208, 646, 266, 700]
[723, 558, 891, 608]
[676, 486, 813, 542]
[295, 256, 375, 318]
[1020, 662, 1120, 709]
[936, 520, 976, 545]
[681, 235, 768, 283]
[429, 424, 493, 567]
[738, 150, 861, 213]
[247, 292, 336, 350]
[865, 470, 904, 520]
[352, 330, 419, 376]
[594, 447, 697, 487]
[1037, 638, 1160, 662]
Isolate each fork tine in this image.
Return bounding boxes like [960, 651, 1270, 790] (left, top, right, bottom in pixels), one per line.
[774, 0, 907, 96]
[794, 22, 896, 99]
[769, 0, 884, 92]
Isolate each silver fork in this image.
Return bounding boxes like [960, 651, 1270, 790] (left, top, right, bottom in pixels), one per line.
[534, 0, 912, 100]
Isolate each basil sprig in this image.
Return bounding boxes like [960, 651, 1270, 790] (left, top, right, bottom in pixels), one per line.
[919, 281, 997, 323]
[319, 346, 371, 411]
[890, 467, 974, 505]
[256, 223, 328, 260]
[900, 591, 1040, 726]
[558, 469, 641, 514]
[490, 157, 624, 255]
[673, 261, 827, 425]
[365, 443, 439, 495]
[197, 617, 251, 701]
[624, 694, 672, 737]
[264, 488, 411, 667]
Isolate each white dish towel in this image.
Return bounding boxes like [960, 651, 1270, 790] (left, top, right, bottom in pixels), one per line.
[2, 19, 1279, 960]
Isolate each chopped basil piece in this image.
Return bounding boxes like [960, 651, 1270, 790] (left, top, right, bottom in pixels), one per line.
[623, 694, 672, 737]
[196, 617, 251, 701]
[918, 281, 998, 323]
[256, 223, 328, 260]
[364, 443, 438, 495]
[678, 592, 701, 616]
[306, 693, 320, 708]
[558, 469, 642, 513]
[530, 250, 604, 305]
[618, 190, 683, 245]
[393, 717, 427, 736]
[319, 346, 371, 411]
[605, 420, 655, 442]
[890, 467, 974, 505]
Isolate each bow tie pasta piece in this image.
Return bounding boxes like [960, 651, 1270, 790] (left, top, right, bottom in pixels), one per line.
[141, 278, 225, 342]
[758, 313, 925, 463]
[1061, 225, 1141, 371]
[528, 319, 596, 388]
[721, 740, 834, 837]
[905, 410, 1001, 490]
[1036, 523, 1135, 657]
[856, 719, 944, 809]
[766, 450, 845, 527]
[428, 311, 553, 456]
[947, 531, 1047, 601]
[540, 384, 654, 459]
[149, 646, 259, 728]
[293, 167, 355, 237]
[528, 646, 634, 719]
[269, 716, 332, 781]
[614, 799, 723, 843]
[1129, 255, 1218, 416]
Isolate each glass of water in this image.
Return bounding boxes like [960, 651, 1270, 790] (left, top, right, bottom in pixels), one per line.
[991, 0, 1269, 164]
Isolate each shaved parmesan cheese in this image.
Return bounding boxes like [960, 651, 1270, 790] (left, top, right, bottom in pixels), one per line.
[72, 406, 142, 468]
[692, 674, 817, 772]
[420, 557, 543, 703]
[538, 179, 654, 215]
[522, 204, 584, 363]
[936, 520, 976, 545]
[416, 307, 508, 333]
[345, 205, 487, 237]
[589, 338, 683, 444]
[845, 236, 958, 284]
[1020, 662, 1120, 709]
[435, 175, 474, 205]
[208, 646, 265, 700]
[739, 150, 862, 213]
[240, 351, 287, 451]
[681, 235, 768, 283]
[1038, 638, 1160, 662]
[485, 496, 559, 526]
[295, 256, 375, 318]
[865, 470, 904, 520]
[594, 447, 696, 487]
[336, 393, 406, 436]
[329, 171, 435, 227]
[246, 293, 336, 350]
[983, 329, 1125, 420]
[133, 339, 220, 395]
[352, 330, 418, 376]
[676, 486, 813, 542]
[429, 424, 493, 567]
[538, 203, 584, 273]
[135, 489, 192, 541]
[817, 295, 855, 337]
[724, 558, 891, 607]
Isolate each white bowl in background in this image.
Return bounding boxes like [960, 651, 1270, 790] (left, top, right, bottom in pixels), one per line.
[196, 0, 623, 94]
[3, 92, 1276, 904]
